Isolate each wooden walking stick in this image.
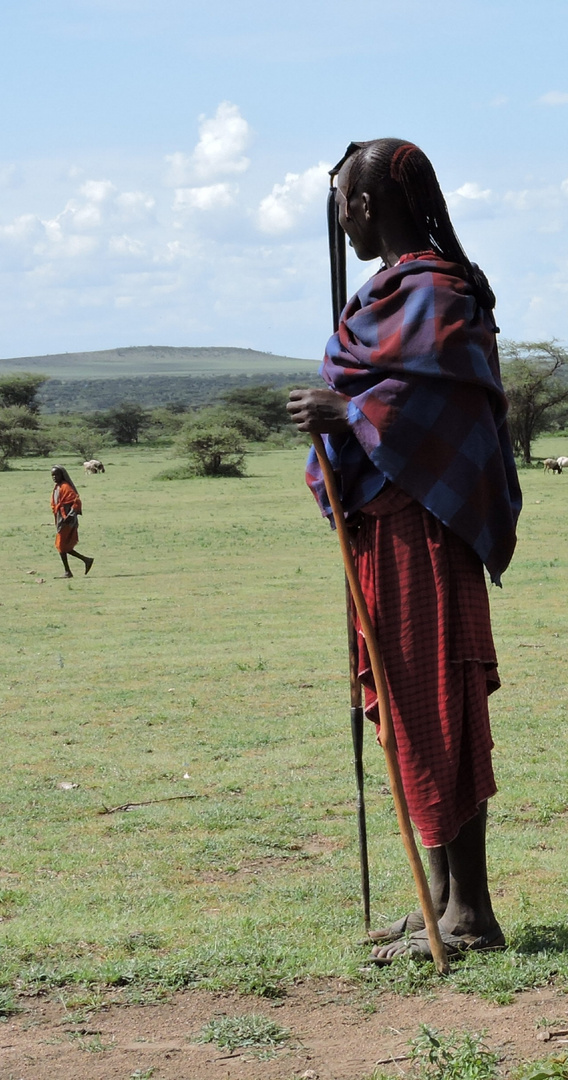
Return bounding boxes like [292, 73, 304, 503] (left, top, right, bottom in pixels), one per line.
[327, 184, 370, 930]
[319, 176, 448, 974]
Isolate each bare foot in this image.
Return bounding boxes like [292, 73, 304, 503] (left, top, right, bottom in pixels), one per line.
[84, 558, 94, 575]
[367, 911, 426, 943]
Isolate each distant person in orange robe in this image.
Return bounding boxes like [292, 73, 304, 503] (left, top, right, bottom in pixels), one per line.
[50, 466, 94, 578]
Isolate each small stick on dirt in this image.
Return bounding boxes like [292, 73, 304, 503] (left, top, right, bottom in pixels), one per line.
[98, 794, 201, 814]
[537, 1027, 568, 1041]
[374, 1054, 410, 1065]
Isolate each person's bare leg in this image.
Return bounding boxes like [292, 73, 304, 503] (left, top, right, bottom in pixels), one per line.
[59, 553, 73, 578]
[68, 550, 94, 574]
[427, 843, 450, 916]
[438, 802, 500, 938]
[372, 803, 502, 959]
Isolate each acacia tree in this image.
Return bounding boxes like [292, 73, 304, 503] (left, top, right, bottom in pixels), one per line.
[0, 373, 48, 413]
[90, 401, 149, 445]
[0, 374, 51, 468]
[220, 385, 289, 433]
[0, 406, 50, 470]
[500, 339, 568, 464]
[196, 404, 268, 442]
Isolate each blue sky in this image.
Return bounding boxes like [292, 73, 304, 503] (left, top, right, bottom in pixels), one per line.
[1, 0, 568, 360]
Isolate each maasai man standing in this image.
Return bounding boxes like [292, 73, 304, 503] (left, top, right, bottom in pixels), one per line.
[51, 465, 94, 579]
[287, 139, 521, 962]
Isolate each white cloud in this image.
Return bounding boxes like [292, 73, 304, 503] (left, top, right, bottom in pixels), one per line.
[0, 213, 43, 242]
[257, 162, 330, 234]
[449, 182, 491, 202]
[0, 213, 45, 271]
[164, 151, 192, 187]
[164, 102, 251, 188]
[80, 179, 116, 202]
[503, 184, 566, 213]
[108, 234, 146, 257]
[114, 190, 156, 220]
[192, 102, 251, 180]
[69, 202, 104, 229]
[539, 91, 568, 106]
[445, 181, 494, 222]
[156, 239, 196, 264]
[6, 105, 568, 362]
[172, 183, 235, 213]
[42, 227, 99, 258]
[503, 189, 531, 212]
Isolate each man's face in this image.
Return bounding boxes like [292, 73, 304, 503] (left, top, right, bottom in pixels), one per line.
[335, 160, 383, 262]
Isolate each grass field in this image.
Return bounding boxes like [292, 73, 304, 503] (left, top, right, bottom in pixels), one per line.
[2, 436, 568, 1006]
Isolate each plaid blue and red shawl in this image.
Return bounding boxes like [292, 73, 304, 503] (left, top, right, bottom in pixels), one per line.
[306, 252, 522, 585]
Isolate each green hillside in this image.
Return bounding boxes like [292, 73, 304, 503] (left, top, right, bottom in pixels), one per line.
[0, 345, 319, 412]
[0, 345, 317, 381]
[37, 371, 321, 413]
[0, 345, 321, 412]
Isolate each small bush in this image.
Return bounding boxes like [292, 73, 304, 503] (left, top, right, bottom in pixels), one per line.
[197, 1013, 290, 1053]
[177, 413, 247, 477]
[153, 465, 196, 481]
[409, 1025, 499, 1079]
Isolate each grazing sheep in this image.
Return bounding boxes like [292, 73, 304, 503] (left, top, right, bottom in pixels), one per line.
[557, 456, 568, 469]
[543, 458, 562, 474]
[83, 459, 105, 475]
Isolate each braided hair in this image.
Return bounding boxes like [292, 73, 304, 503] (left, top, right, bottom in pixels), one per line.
[332, 138, 495, 311]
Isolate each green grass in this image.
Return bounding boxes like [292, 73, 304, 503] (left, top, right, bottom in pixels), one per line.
[2, 438, 568, 1007]
[196, 1012, 290, 1055]
[513, 1060, 568, 1079]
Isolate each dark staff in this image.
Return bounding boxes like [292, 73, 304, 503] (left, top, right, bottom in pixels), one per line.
[319, 177, 448, 975]
[327, 181, 371, 932]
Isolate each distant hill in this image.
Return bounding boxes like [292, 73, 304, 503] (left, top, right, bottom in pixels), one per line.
[0, 345, 317, 380]
[0, 345, 321, 413]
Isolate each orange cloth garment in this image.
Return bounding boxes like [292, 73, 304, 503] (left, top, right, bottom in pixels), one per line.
[51, 482, 82, 553]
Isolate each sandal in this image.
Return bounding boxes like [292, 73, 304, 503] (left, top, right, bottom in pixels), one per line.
[367, 926, 506, 965]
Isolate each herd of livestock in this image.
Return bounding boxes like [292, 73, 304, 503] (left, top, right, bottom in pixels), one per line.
[82, 456, 568, 476]
[543, 456, 568, 474]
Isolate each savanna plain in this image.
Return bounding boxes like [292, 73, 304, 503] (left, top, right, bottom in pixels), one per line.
[2, 438, 568, 1079]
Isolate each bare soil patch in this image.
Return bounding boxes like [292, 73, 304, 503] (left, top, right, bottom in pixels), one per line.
[3, 979, 567, 1079]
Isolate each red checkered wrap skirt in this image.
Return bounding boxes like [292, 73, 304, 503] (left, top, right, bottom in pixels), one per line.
[352, 487, 499, 848]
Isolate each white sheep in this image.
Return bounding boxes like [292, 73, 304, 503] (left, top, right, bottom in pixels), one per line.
[83, 459, 105, 475]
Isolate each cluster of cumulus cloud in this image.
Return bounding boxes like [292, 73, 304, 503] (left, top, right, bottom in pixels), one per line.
[0, 102, 330, 265]
[1, 100, 568, 356]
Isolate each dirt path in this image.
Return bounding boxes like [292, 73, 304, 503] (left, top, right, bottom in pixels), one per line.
[2, 980, 568, 1079]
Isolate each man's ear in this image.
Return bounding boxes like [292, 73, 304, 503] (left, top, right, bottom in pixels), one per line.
[360, 191, 373, 220]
